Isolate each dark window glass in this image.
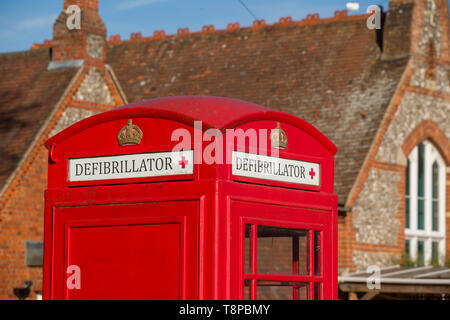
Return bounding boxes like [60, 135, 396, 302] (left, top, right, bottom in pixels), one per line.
[314, 231, 321, 276]
[418, 199, 425, 230]
[418, 241, 425, 266]
[432, 161, 439, 231]
[294, 283, 309, 300]
[431, 242, 439, 265]
[256, 280, 308, 300]
[257, 226, 308, 275]
[295, 231, 309, 275]
[417, 143, 425, 230]
[418, 143, 425, 197]
[405, 239, 410, 255]
[405, 199, 410, 228]
[314, 283, 321, 300]
[245, 225, 252, 273]
[406, 159, 410, 196]
[244, 279, 252, 300]
[432, 161, 439, 198]
[432, 201, 439, 231]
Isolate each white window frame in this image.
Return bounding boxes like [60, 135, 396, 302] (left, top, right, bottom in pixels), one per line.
[405, 140, 446, 265]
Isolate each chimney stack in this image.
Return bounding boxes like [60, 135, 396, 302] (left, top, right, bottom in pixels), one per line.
[52, 0, 106, 64]
[63, 0, 99, 11]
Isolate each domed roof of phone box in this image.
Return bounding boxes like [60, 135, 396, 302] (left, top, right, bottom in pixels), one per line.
[46, 96, 337, 155]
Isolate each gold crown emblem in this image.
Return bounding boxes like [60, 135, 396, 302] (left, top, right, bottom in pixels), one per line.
[117, 119, 143, 146]
[270, 122, 288, 149]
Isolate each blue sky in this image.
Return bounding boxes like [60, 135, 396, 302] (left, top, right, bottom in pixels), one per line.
[0, 0, 413, 53]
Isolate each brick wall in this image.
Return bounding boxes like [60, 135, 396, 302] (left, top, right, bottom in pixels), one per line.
[0, 146, 48, 299]
[337, 213, 353, 274]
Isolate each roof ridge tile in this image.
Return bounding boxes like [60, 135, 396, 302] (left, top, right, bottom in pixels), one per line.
[105, 12, 370, 45]
[30, 40, 52, 50]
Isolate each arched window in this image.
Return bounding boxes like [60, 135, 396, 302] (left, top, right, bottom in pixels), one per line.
[405, 140, 446, 265]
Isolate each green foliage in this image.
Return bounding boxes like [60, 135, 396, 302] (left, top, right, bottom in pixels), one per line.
[394, 252, 448, 268]
[399, 253, 416, 267]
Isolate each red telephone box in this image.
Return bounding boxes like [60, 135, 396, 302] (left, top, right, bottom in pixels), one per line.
[43, 96, 337, 300]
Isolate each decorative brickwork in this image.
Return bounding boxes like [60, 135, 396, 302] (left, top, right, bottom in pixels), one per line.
[375, 91, 450, 164]
[74, 67, 113, 104]
[50, 107, 97, 136]
[402, 119, 450, 164]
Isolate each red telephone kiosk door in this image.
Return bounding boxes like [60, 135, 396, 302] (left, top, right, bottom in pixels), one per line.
[51, 201, 198, 299]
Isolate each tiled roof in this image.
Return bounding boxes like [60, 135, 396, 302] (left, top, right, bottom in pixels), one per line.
[106, 15, 410, 203]
[0, 48, 78, 190]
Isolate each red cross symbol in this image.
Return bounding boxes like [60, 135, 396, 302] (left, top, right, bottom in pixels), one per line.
[309, 168, 315, 180]
[179, 156, 188, 169]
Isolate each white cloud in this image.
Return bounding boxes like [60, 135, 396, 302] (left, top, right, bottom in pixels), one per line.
[346, 2, 360, 11]
[16, 14, 58, 30]
[117, 0, 165, 10]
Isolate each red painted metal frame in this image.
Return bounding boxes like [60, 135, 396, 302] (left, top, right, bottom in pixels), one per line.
[44, 96, 338, 300]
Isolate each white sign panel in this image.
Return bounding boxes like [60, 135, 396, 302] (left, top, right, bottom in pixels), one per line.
[232, 151, 320, 186]
[68, 150, 194, 182]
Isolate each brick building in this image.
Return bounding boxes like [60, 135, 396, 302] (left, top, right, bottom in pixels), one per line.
[0, 0, 449, 299]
